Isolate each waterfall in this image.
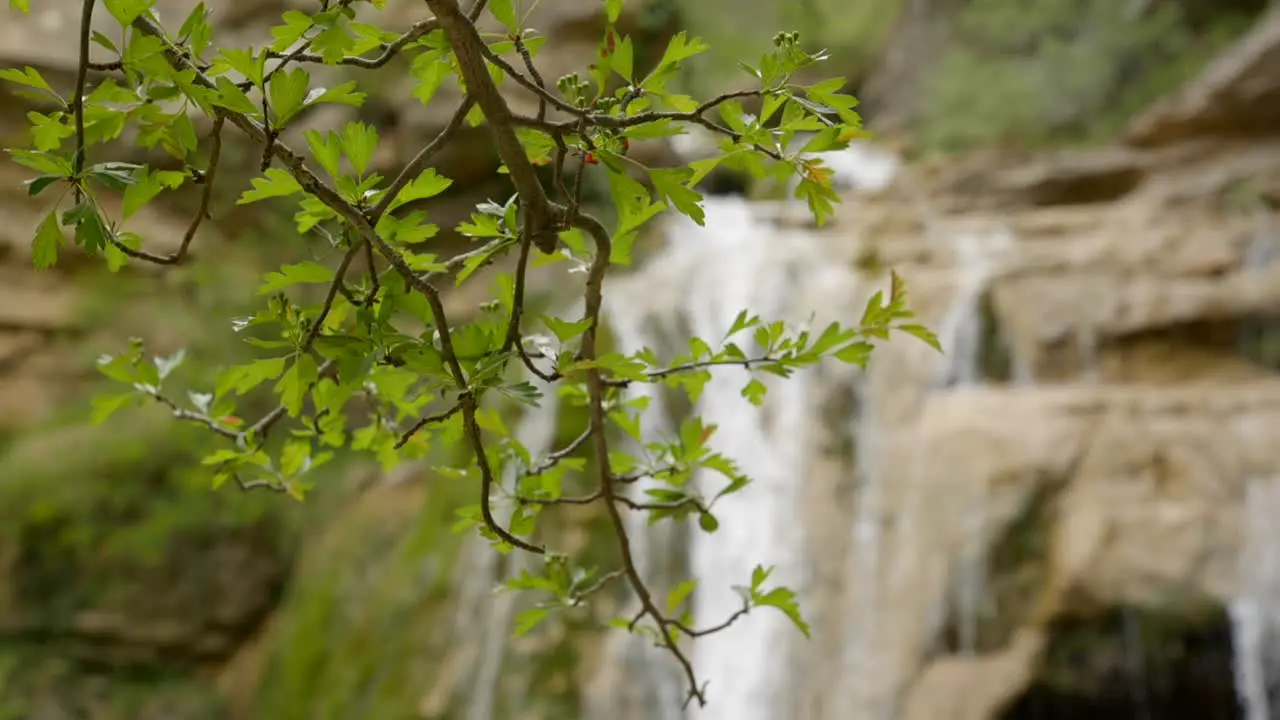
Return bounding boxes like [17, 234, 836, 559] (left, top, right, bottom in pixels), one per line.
[594, 141, 967, 720]
[936, 230, 1010, 657]
[1230, 212, 1280, 720]
[600, 196, 816, 720]
[847, 224, 1011, 719]
[1230, 476, 1280, 720]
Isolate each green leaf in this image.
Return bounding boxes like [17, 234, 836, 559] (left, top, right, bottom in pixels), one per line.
[103, 0, 155, 27]
[604, 0, 624, 23]
[26, 111, 74, 152]
[513, 606, 552, 637]
[542, 315, 593, 343]
[610, 35, 634, 82]
[276, 354, 319, 417]
[9, 0, 31, 13]
[30, 209, 62, 270]
[257, 261, 336, 294]
[698, 511, 719, 533]
[386, 168, 453, 212]
[649, 167, 704, 225]
[218, 356, 289, 396]
[7, 148, 72, 176]
[648, 32, 709, 80]
[305, 129, 343, 178]
[270, 10, 313, 51]
[339, 121, 378, 176]
[238, 168, 304, 204]
[178, 2, 214, 58]
[25, 174, 62, 197]
[666, 579, 697, 613]
[61, 201, 111, 253]
[306, 81, 367, 110]
[90, 392, 137, 424]
[489, 0, 517, 30]
[741, 378, 767, 406]
[267, 67, 311, 127]
[0, 66, 59, 101]
[313, 20, 357, 64]
[753, 585, 811, 638]
[898, 323, 942, 352]
[834, 341, 873, 366]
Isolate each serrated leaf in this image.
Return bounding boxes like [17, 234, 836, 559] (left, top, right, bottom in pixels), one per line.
[649, 167, 704, 225]
[0, 66, 58, 98]
[741, 378, 767, 406]
[276, 354, 319, 417]
[753, 585, 811, 638]
[267, 67, 311, 127]
[103, 0, 155, 26]
[216, 71, 264, 114]
[257, 260, 335, 294]
[542, 315, 593, 343]
[386, 168, 453, 212]
[238, 168, 303, 204]
[68, 205, 110, 254]
[610, 35, 634, 82]
[339, 121, 377, 176]
[270, 10, 313, 51]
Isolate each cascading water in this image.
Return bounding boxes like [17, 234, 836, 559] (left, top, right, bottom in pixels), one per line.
[1230, 213, 1280, 720]
[1229, 476, 1280, 720]
[592, 140, 1022, 719]
[935, 230, 1011, 657]
[848, 224, 1011, 720]
[602, 196, 816, 720]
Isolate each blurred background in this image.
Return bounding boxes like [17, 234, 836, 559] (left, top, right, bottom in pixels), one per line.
[3, 0, 1280, 718]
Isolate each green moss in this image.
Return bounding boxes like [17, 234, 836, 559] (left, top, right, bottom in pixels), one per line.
[250, 477, 471, 718]
[0, 407, 293, 559]
[0, 649, 225, 720]
[917, 0, 1257, 152]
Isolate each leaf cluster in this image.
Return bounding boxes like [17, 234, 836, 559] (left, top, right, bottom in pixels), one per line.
[2, 0, 939, 707]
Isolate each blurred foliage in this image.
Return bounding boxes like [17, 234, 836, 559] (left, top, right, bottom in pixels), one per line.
[663, 0, 904, 98]
[917, 0, 1257, 151]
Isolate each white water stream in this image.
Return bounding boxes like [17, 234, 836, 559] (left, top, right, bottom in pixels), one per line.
[1231, 216, 1280, 720]
[588, 142, 1011, 719]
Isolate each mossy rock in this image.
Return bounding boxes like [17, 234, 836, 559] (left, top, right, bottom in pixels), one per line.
[0, 407, 305, 667]
[0, 650, 225, 720]
[915, 0, 1260, 152]
[249, 479, 469, 719]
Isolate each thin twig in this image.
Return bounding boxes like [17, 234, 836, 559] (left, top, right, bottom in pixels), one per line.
[71, 0, 95, 204]
[370, 96, 476, 220]
[394, 401, 462, 448]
